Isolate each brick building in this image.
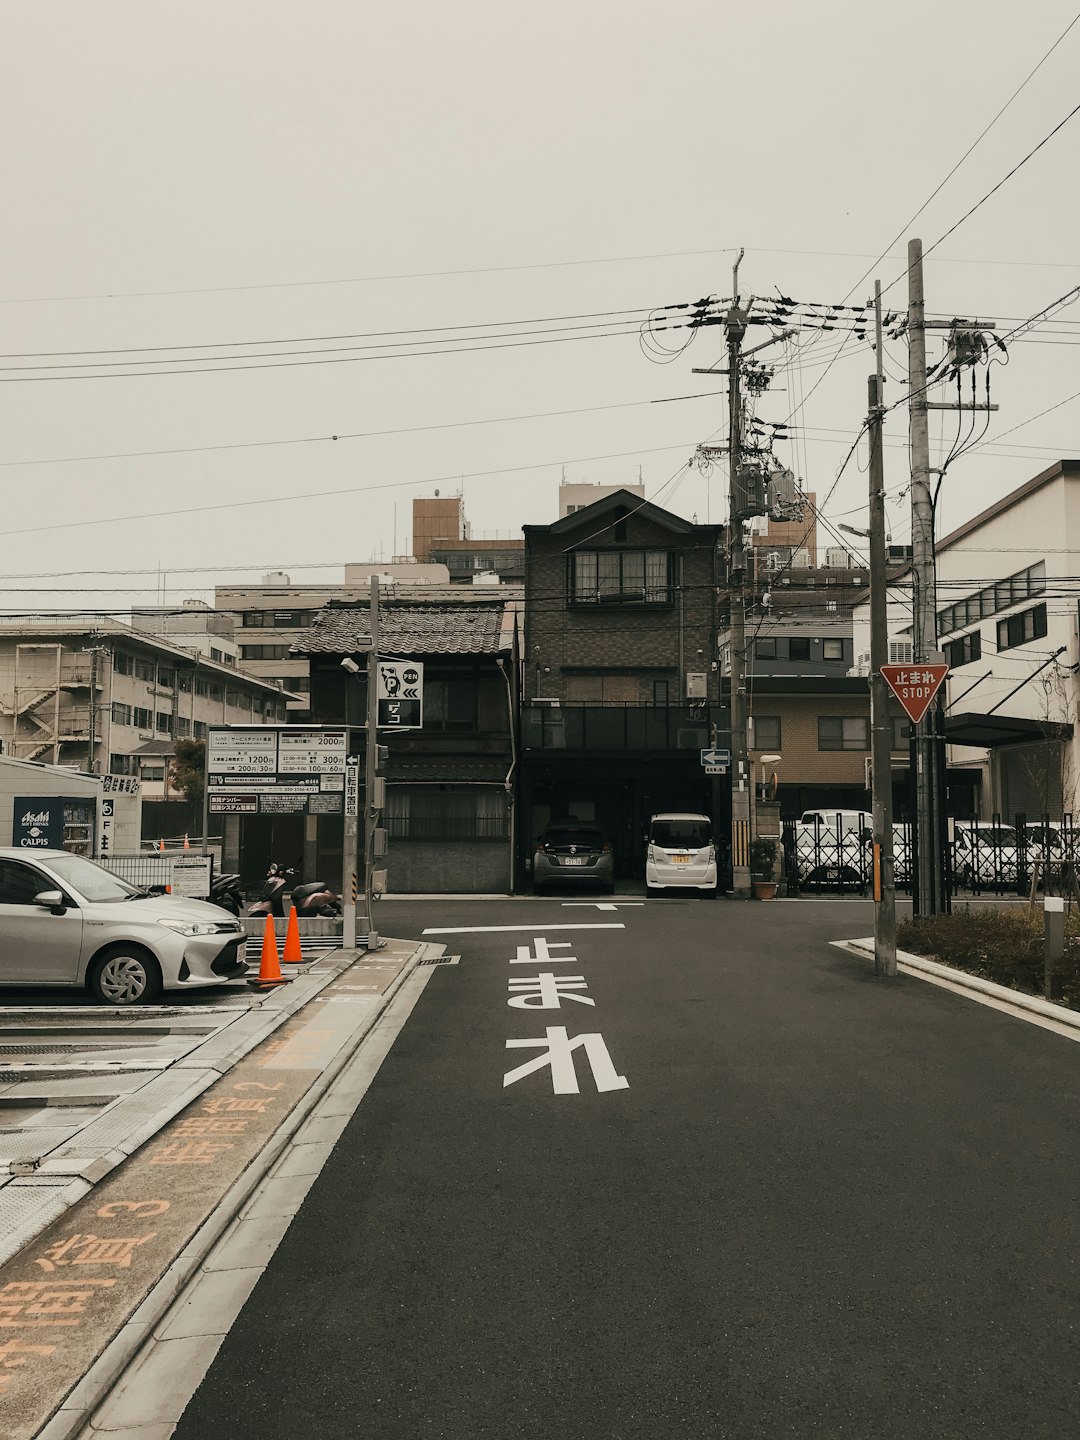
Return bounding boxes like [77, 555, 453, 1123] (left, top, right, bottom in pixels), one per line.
[522, 490, 727, 879]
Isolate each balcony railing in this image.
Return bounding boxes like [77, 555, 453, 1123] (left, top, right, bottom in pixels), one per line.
[522, 705, 722, 753]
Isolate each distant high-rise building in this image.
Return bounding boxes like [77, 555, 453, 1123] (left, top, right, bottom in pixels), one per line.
[559, 480, 645, 518]
[412, 495, 466, 562]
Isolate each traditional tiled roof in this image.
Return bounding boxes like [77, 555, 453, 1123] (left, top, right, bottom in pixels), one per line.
[291, 600, 515, 657]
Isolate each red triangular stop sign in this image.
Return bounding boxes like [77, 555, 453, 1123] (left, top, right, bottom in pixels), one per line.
[880, 662, 949, 725]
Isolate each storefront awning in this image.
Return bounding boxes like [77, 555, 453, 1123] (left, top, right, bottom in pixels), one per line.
[944, 712, 1072, 749]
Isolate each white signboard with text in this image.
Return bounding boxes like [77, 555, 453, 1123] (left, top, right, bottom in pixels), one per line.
[207, 727, 349, 816]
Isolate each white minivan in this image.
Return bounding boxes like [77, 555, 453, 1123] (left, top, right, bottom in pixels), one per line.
[645, 813, 717, 897]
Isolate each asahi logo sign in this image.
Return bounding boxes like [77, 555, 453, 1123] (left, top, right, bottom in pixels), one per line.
[13, 799, 64, 849]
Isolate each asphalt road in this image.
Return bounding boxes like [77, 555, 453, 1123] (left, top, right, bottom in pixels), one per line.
[170, 896, 1080, 1439]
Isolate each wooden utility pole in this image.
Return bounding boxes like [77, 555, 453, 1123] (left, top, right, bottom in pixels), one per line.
[868, 281, 897, 975]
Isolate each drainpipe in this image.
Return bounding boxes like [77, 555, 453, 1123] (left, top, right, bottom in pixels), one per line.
[496, 657, 517, 895]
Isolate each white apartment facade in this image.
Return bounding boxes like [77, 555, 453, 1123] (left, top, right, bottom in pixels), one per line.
[852, 459, 1080, 820]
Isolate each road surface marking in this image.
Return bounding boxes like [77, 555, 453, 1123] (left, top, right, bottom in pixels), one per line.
[422, 922, 625, 935]
[562, 902, 644, 910]
[504, 1027, 628, 1094]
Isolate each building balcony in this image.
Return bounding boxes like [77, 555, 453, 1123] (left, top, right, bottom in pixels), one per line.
[522, 705, 719, 753]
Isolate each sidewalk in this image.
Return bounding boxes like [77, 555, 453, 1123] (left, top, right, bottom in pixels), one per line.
[0, 936, 438, 1440]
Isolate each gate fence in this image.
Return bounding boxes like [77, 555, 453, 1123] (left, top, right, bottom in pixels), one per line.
[780, 812, 1077, 898]
[95, 852, 214, 899]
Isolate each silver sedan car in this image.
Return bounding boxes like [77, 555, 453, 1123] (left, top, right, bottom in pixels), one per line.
[0, 847, 248, 1005]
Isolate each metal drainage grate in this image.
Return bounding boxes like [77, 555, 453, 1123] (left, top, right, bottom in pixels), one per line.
[418, 954, 460, 967]
[0, 1042, 144, 1056]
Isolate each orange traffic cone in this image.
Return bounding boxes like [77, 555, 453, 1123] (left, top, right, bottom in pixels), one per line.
[248, 914, 292, 989]
[158, 838, 166, 852]
[282, 905, 304, 964]
[183, 834, 190, 850]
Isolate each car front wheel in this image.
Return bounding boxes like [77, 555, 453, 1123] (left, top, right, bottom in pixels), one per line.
[89, 947, 163, 1006]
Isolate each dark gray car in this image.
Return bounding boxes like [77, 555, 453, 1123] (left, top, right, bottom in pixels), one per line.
[532, 823, 615, 895]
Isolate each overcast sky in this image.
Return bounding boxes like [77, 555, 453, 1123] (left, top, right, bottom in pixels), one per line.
[3, 1, 1079, 614]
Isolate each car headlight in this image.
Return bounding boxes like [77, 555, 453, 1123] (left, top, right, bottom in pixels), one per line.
[156, 919, 235, 937]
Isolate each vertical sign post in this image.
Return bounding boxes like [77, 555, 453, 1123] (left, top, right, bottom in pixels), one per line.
[364, 577, 382, 950]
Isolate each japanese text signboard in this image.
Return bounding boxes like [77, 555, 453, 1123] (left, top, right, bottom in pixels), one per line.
[206, 728, 349, 816]
[880, 663, 949, 726]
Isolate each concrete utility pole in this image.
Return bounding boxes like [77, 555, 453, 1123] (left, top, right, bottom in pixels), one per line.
[906, 238, 948, 915]
[726, 250, 751, 898]
[868, 282, 897, 976]
[363, 576, 383, 950]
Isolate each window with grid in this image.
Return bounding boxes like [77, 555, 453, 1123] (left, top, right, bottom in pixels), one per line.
[111, 702, 132, 726]
[424, 678, 478, 730]
[132, 707, 152, 729]
[156, 712, 173, 734]
[113, 652, 133, 676]
[176, 716, 191, 737]
[569, 550, 672, 605]
[818, 715, 869, 750]
[134, 659, 155, 681]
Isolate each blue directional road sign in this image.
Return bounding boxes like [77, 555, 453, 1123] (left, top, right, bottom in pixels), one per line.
[700, 747, 731, 767]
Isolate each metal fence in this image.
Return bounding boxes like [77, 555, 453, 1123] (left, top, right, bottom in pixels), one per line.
[780, 812, 1078, 898]
[96, 852, 214, 899]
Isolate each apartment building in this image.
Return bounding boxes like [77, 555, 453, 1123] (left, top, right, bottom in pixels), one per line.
[0, 618, 289, 797]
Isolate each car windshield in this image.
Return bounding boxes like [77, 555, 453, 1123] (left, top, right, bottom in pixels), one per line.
[969, 827, 1016, 847]
[1026, 826, 1060, 848]
[652, 820, 711, 848]
[543, 829, 603, 850]
[43, 853, 143, 903]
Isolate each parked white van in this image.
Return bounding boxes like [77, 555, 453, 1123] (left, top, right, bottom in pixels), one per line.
[645, 813, 717, 897]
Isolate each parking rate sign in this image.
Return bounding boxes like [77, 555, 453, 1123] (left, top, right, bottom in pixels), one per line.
[880, 662, 949, 725]
[377, 660, 423, 729]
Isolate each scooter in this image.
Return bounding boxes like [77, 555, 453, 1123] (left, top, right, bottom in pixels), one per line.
[248, 863, 296, 919]
[209, 872, 244, 915]
[290, 878, 343, 917]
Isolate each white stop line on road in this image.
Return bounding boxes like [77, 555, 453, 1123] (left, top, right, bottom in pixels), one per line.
[422, 922, 625, 935]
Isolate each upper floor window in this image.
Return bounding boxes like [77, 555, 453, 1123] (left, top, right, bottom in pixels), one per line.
[822, 639, 845, 661]
[569, 550, 673, 606]
[945, 631, 982, 668]
[819, 715, 869, 751]
[996, 603, 1047, 652]
[755, 638, 777, 659]
[113, 652, 133, 676]
[788, 638, 811, 662]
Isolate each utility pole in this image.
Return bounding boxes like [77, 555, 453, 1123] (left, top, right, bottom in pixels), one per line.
[868, 281, 897, 975]
[363, 576, 383, 950]
[906, 238, 947, 915]
[906, 240, 1000, 914]
[726, 250, 751, 898]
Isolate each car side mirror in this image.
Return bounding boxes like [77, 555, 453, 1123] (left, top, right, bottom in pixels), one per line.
[34, 889, 66, 913]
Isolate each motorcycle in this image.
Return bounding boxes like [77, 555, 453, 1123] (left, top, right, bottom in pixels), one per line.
[248, 863, 295, 919]
[290, 878, 343, 917]
[209, 872, 244, 916]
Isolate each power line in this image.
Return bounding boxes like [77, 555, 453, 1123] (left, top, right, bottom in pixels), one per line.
[0, 441, 701, 539]
[0, 393, 718, 471]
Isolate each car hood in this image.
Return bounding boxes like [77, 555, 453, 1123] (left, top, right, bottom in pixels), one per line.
[81, 894, 243, 927]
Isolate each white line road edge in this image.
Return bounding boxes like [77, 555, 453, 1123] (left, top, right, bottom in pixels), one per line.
[832, 938, 1080, 1045]
[422, 922, 626, 935]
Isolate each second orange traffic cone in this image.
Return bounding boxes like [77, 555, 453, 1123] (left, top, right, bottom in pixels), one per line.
[248, 914, 292, 989]
[282, 905, 304, 964]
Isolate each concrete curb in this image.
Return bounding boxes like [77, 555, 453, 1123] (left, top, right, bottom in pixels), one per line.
[835, 937, 1080, 1039]
[0, 954, 366, 1271]
[36, 937, 442, 1440]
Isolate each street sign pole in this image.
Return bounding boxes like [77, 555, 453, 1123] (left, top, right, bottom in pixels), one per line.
[364, 576, 381, 950]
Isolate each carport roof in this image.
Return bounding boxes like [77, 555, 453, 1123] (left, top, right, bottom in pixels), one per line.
[945, 712, 1073, 748]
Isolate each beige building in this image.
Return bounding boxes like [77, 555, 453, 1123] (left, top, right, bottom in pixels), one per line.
[0, 618, 289, 798]
[559, 479, 645, 518]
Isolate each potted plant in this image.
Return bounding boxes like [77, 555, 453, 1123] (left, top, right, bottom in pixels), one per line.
[749, 836, 779, 900]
